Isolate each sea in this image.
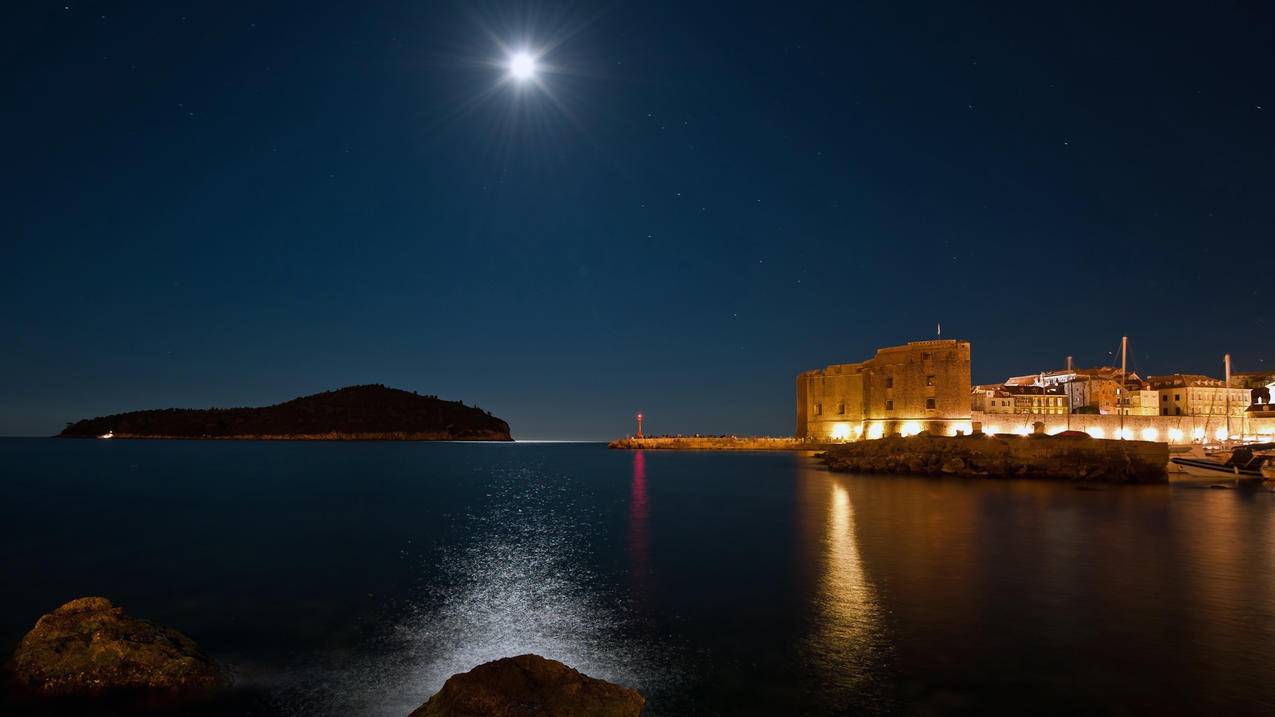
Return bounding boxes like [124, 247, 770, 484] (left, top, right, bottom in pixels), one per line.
[2, 438, 1274, 715]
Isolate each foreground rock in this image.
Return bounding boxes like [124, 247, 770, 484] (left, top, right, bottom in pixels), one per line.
[410, 654, 644, 717]
[820, 432, 1168, 483]
[8, 597, 229, 696]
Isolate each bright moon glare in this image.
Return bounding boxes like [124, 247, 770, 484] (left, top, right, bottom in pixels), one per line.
[509, 52, 536, 81]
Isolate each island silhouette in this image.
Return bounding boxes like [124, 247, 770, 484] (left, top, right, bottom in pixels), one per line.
[58, 385, 512, 441]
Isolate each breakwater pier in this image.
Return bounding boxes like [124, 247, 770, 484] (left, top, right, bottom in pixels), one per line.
[608, 436, 822, 451]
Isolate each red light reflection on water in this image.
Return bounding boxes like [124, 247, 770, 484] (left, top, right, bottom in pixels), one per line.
[627, 451, 650, 592]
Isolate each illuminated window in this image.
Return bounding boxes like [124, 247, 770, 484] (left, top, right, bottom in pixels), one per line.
[926, 375, 936, 386]
[814, 403, 822, 416]
[926, 398, 936, 409]
[886, 400, 894, 411]
[921, 352, 931, 360]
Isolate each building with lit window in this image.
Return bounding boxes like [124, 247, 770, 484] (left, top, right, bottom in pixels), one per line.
[1145, 375, 1250, 417]
[973, 384, 1068, 415]
[797, 340, 972, 440]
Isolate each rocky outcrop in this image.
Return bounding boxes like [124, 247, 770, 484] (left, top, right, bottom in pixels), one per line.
[409, 654, 644, 717]
[8, 597, 229, 696]
[58, 384, 513, 441]
[820, 433, 1168, 483]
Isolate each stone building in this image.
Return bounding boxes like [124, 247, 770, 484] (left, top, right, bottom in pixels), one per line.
[1233, 371, 1275, 390]
[1011, 366, 1142, 414]
[1114, 383, 1161, 416]
[1145, 374, 1250, 417]
[797, 340, 972, 440]
[971, 384, 1009, 413]
[973, 384, 1068, 415]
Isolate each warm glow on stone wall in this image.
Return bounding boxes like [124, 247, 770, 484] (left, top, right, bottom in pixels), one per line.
[1167, 428, 1184, 443]
[1214, 426, 1228, 441]
[831, 423, 852, 440]
[867, 423, 884, 440]
[900, 421, 922, 437]
[1088, 427, 1105, 438]
[1118, 428, 1134, 440]
[950, 422, 972, 436]
[1140, 427, 1159, 442]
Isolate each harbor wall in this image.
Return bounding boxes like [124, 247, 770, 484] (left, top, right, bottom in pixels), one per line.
[970, 411, 1272, 443]
[802, 412, 1273, 444]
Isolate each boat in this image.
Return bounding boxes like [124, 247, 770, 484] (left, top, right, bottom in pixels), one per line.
[1169, 443, 1275, 480]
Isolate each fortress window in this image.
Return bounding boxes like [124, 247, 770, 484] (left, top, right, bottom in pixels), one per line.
[922, 352, 931, 360]
[814, 403, 822, 416]
[926, 398, 936, 409]
[926, 375, 936, 386]
[885, 400, 894, 411]
[837, 402, 845, 415]
[885, 377, 894, 389]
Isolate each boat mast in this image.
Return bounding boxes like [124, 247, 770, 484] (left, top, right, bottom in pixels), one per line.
[1120, 335, 1127, 437]
[1224, 353, 1231, 440]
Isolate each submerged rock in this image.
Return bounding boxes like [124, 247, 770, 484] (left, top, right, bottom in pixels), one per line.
[409, 654, 644, 717]
[8, 597, 229, 696]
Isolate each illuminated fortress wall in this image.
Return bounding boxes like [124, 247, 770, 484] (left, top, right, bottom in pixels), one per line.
[971, 412, 1275, 443]
[797, 340, 972, 440]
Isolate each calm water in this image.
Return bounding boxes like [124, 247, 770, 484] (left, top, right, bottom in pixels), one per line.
[2, 438, 1274, 715]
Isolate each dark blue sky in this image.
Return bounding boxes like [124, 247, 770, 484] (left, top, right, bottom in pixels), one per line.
[4, 1, 1272, 438]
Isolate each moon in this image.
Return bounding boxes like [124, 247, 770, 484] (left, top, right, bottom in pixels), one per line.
[509, 52, 537, 81]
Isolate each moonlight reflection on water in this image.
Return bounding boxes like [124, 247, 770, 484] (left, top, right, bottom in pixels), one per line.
[324, 471, 656, 716]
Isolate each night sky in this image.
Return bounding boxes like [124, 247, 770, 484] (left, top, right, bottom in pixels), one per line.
[4, 2, 1272, 439]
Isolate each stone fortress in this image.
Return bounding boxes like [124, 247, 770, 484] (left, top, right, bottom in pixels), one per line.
[798, 340, 1275, 444]
[797, 340, 973, 442]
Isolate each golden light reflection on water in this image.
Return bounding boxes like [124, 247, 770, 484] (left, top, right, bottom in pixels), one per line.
[806, 478, 885, 695]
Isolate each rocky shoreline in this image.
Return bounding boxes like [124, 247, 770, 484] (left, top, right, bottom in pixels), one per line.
[819, 432, 1169, 483]
[3, 598, 644, 716]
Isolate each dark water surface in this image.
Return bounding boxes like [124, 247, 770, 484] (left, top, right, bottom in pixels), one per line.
[3, 439, 1274, 715]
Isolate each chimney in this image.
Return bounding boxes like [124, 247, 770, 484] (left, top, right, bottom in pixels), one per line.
[1066, 355, 1073, 371]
